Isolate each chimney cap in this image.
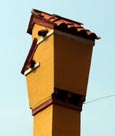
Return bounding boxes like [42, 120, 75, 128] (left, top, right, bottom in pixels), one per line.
[27, 9, 100, 40]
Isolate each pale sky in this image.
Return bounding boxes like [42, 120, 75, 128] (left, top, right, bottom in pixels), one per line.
[0, 0, 115, 136]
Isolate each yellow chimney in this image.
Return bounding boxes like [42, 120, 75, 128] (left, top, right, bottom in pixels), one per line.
[21, 9, 100, 136]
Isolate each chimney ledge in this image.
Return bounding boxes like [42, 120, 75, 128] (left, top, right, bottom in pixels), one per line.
[24, 62, 40, 76]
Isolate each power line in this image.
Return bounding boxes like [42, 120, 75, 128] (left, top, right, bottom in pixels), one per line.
[84, 94, 115, 104]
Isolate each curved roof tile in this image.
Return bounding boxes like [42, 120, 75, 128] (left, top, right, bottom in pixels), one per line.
[28, 9, 100, 40]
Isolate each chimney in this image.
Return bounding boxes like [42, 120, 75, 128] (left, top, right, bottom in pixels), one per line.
[21, 9, 100, 136]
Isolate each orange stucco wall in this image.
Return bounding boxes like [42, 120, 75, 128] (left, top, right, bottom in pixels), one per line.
[34, 104, 80, 136]
[54, 32, 93, 96]
[34, 105, 53, 136]
[26, 24, 54, 109]
[53, 104, 80, 136]
[32, 24, 52, 40]
[26, 24, 93, 109]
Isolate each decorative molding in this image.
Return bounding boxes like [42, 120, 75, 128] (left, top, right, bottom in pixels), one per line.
[24, 62, 40, 76]
[32, 99, 53, 116]
[21, 38, 38, 74]
[32, 88, 85, 116]
[54, 30, 95, 46]
[27, 15, 54, 34]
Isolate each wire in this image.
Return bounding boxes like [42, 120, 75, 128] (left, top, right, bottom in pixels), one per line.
[84, 94, 115, 104]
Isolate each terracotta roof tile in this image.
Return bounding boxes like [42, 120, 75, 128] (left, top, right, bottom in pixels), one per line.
[27, 9, 100, 40]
